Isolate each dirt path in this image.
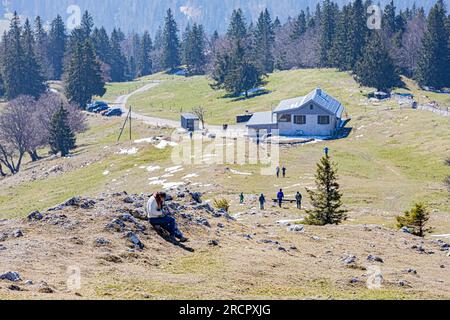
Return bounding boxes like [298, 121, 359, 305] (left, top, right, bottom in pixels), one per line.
[113, 81, 245, 133]
[114, 81, 180, 128]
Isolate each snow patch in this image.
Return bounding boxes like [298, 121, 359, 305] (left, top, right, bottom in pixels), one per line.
[118, 147, 138, 155]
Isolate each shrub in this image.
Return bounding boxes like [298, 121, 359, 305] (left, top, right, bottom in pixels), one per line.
[396, 203, 431, 237]
[214, 198, 230, 212]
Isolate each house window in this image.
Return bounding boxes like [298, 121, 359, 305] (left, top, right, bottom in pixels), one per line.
[294, 115, 306, 125]
[310, 105, 314, 110]
[278, 114, 292, 122]
[318, 115, 330, 125]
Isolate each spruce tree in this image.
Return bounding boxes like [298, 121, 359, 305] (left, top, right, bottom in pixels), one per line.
[255, 9, 275, 74]
[64, 39, 106, 107]
[21, 19, 46, 98]
[48, 15, 67, 80]
[319, 0, 337, 67]
[34, 16, 51, 80]
[109, 28, 127, 82]
[291, 10, 307, 40]
[49, 104, 76, 157]
[355, 32, 400, 91]
[416, 0, 450, 89]
[80, 10, 94, 41]
[227, 9, 247, 43]
[349, 0, 367, 68]
[396, 203, 431, 237]
[138, 31, 153, 77]
[162, 8, 180, 71]
[305, 153, 347, 226]
[184, 23, 206, 75]
[92, 27, 112, 65]
[331, 5, 352, 70]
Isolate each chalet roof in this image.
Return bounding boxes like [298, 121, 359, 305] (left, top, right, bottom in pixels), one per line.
[274, 88, 345, 118]
[246, 111, 277, 126]
[181, 113, 199, 120]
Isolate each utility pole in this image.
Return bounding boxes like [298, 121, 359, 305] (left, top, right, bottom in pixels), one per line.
[118, 107, 132, 142]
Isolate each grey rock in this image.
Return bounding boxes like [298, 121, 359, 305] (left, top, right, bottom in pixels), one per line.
[400, 226, 411, 234]
[0, 233, 7, 242]
[288, 225, 305, 233]
[134, 203, 144, 209]
[0, 271, 21, 282]
[193, 203, 214, 213]
[258, 239, 280, 245]
[106, 219, 126, 232]
[289, 246, 298, 251]
[217, 223, 225, 229]
[0, 244, 6, 251]
[25, 280, 33, 285]
[47, 205, 65, 212]
[64, 196, 81, 207]
[196, 217, 211, 228]
[13, 229, 23, 238]
[27, 211, 43, 221]
[243, 234, 253, 240]
[350, 278, 360, 284]
[124, 231, 144, 250]
[278, 246, 287, 252]
[95, 238, 110, 246]
[398, 280, 408, 287]
[367, 255, 384, 263]
[190, 192, 203, 203]
[123, 196, 135, 204]
[311, 236, 321, 241]
[80, 199, 96, 209]
[8, 284, 21, 291]
[406, 268, 417, 274]
[343, 255, 357, 265]
[208, 240, 219, 246]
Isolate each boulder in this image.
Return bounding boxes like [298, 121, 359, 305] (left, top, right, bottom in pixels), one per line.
[367, 255, 384, 263]
[95, 238, 110, 246]
[123, 196, 135, 204]
[343, 255, 357, 265]
[196, 217, 211, 228]
[0, 233, 7, 242]
[124, 231, 144, 250]
[106, 219, 126, 232]
[406, 268, 417, 274]
[208, 240, 219, 246]
[190, 192, 203, 203]
[13, 229, 23, 238]
[193, 203, 215, 213]
[64, 196, 82, 207]
[80, 199, 96, 209]
[288, 225, 305, 233]
[0, 271, 21, 282]
[27, 211, 43, 221]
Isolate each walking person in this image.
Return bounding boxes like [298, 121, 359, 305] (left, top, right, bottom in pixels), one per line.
[147, 192, 188, 243]
[282, 166, 287, 178]
[239, 192, 244, 204]
[295, 191, 303, 210]
[276, 166, 280, 178]
[259, 193, 266, 210]
[277, 189, 284, 208]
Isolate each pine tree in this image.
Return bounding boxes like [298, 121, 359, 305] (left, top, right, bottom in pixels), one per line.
[416, 0, 450, 89]
[255, 9, 275, 74]
[331, 4, 353, 70]
[80, 10, 94, 41]
[382, 0, 397, 35]
[348, 0, 367, 68]
[162, 8, 180, 71]
[49, 104, 76, 157]
[396, 203, 431, 237]
[154, 26, 163, 50]
[2, 12, 26, 99]
[92, 27, 111, 65]
[2, 13, 46, 99]
[355, 31, 400, 91]
[184, 23, 206, 75]
[48, 15, 67, 80]
[109, 28, 127, 82]
[319, 0, 337, 67]
[22, 19, 46, 98]
[34, 16, 51, 80]
[305, 153, 347, 226]
[291, 10, 307, 40]
[227, 9, 247, 43]
[138, 31, 153, 77]
[64, 39, 106, 107]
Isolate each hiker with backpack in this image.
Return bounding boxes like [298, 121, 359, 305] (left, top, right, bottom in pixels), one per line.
[277, 189, 284, 208]
[282, 166, 287, 178]
[146, 192, 188, 243]
[295, 191, 303, 210]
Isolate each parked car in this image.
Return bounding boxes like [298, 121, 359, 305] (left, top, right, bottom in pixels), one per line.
[104, 108, 123, 117]
[93, 104, 109, 113]
[87, 101, 108, 112]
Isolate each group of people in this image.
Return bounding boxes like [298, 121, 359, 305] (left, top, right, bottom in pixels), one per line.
[239, 190, 303, 210]
[276, 166, 287, 178]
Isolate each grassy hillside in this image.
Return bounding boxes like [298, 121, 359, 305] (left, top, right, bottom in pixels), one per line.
[127, 69, 450, 125]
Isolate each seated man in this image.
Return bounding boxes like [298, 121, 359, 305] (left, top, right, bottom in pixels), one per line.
[147, 192, 188, 243]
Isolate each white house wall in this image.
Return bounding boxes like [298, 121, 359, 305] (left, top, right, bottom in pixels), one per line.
[278, 114, 337, 136]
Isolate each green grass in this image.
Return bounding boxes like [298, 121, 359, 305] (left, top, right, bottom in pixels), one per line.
[97, 80, 152, 103]
[127, 69, 371, 125]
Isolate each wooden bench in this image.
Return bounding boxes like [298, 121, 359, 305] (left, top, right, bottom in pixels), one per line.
[272, 199, 298, 204]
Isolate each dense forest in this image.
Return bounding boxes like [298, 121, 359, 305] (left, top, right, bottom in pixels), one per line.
[0, 0, 449, 104]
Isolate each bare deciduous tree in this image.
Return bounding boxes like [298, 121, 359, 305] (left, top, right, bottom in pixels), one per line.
[192, 106, 206, 129]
